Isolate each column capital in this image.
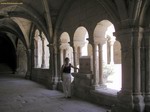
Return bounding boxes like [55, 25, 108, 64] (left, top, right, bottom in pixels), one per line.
[34, 35, 40, 41]
[108, 36, 116, 46]
[94, 37, 107, 45]
[41, 37, 45, 41]
[60, 43, 70, 50]
[41, 32, 46, 37]
[74, 41, 86, 48]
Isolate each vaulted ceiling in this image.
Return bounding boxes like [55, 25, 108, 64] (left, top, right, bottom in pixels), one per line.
[0, 0, 149, 50]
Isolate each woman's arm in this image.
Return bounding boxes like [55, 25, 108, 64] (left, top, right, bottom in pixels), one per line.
[70, 64, 79, 69]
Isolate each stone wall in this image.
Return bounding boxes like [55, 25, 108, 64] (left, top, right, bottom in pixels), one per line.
[16, 40, 27, 77]
[113, 41, 121, 64]
[31, 69, 52, 89]
[72, 73, 117, 108]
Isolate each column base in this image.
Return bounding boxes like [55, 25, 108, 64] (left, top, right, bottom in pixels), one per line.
[49, 84, 57, 90]
[144, 95, 150, 112]
[25, 71, 31, 79]
[111, 91, 133, 112]
[41, 64, 46, 68]
[48, 77, 58, 90]
[133, 94, 145, 112]
[91, 84, 106, 90]
[99, 84, 107, 88]
[91, 84, 100, 90]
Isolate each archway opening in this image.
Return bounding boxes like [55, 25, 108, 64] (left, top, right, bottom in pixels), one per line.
[73, 26, 89, 67]
[94, 20, 122, 91]
[60, 32, 72, 65]
[0, 33, 17, 73]
[34, 29, 50, 69]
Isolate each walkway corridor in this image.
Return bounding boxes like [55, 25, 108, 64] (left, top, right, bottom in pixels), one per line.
[0, 74, 108, 112]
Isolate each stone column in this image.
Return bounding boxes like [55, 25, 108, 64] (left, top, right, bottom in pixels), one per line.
[60, 48, 64, 67]
[108, 37, 115, 64]
[132, 27, 144, 112]
[34, 33, 41, 68]
[112, 28, 145, 112]
[144, 29, 150, 111]
[112, 29, 135, 112]
[78, 46, 82, 57]
[98, 44, 105, 87]
[41, 33, 46, 68]
[62, 45, 68, 58]
[54, 44, 58, 86]
[34, 30, 41, 68]
[73, 46, 78, 72]
[25, 49, 31, 79]
[92, 43, 99, 87]
[34, 39, 38, 68]
[49, 44, 56, 89]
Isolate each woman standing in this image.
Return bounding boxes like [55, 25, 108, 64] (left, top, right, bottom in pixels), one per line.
[61, 57, 78, 98]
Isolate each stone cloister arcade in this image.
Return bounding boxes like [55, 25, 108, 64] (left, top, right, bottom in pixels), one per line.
[34, 29, 49, 69]
[59, 20, 122, 90]
[0, 0, 150, 112]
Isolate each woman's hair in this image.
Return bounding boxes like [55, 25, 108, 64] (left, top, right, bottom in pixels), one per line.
[64, 57, 69, 61]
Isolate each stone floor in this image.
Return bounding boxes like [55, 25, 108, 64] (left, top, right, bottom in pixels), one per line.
[0, 74, 109, 112]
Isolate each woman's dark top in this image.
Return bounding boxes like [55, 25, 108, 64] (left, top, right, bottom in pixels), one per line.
[63, 64, 71, 73]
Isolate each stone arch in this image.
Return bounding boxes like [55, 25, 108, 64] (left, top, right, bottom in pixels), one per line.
[93, 20, 112, 65]
[0, 21, 29, 75]
[94, 20, 112, 39]
[0, 33, 17, 73]
[33, 29, 50, 69]
[73, 26, 89, 67]
[138, 0, 150, 26]
[57, 0, 120, 48]
[60, 32, 70, 43]
[93, 20, 122, 90]
[0, 4, 49, 42]
[59, 32, 71, 66]
[0, 19, 27, 48]
[11, 17, 31, 47]
[74, 26, 88, 41]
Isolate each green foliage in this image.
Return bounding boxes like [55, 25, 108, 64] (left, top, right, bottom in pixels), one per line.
[103, 64, 115, 82]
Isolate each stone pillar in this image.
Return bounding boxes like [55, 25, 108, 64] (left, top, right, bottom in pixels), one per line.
[63, 49, 66, 58]
[41, 33, 46, 68]
[112, 29, 134, 112]
[54, 44, 58, 85]
[34, 39, 38, 68]
[60, 48, 64, 67]
[25, 49, 31, 79]
[108, 37, 115, 64]
[98, 44, 105, 87]
[78, 46, 82, 57]
[49, 44, 56, 89]
[92, 43, 99, 87]
[144, 29, 150, 112]
[73, 46, 78, 72]
[34, 30, 41, 68]
[132, 27, 144, 112]
[60, 43, 70, 65]
[112, 28, 145, 112]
